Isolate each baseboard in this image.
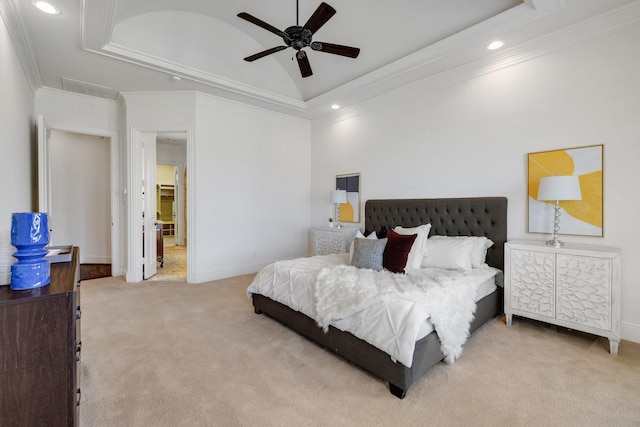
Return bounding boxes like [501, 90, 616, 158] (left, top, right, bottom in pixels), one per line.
[621, 321, 640, 344]
[192, 262, 267, 284]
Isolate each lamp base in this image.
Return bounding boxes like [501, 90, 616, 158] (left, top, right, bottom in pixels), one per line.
[546, 202, 564, 247]
[546, 238, 563, 247]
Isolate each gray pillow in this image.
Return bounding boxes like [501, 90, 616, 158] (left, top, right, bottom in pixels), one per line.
[351, 237, 388, 271]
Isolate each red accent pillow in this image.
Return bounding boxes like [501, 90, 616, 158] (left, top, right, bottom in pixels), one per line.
[383, 230, 417, 274]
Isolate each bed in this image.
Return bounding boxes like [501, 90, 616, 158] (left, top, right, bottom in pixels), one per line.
[249, 197, 507, 398]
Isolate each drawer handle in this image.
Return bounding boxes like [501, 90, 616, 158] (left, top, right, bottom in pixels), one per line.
[76, 388, 81, 406]
[76, 306, 81, 320]
[75, 341, 82, 361]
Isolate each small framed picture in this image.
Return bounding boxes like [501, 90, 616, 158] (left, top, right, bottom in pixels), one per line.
[336, 173, 360, 223]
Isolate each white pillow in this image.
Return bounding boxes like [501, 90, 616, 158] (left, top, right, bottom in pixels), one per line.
[349, 231, 377, 263]
[393, 224, 432, 271]
[421, 237, 476, 271]
[429, 235, 494, 268]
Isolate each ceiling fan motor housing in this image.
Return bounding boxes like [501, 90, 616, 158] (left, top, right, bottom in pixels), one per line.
[284, 26, 312, 50]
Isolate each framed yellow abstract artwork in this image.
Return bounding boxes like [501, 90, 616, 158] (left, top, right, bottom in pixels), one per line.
[336, 173, 360, 223]
[528, 145, 603, 237]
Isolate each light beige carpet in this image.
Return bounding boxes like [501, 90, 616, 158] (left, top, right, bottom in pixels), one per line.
[79, 275, 640, 426]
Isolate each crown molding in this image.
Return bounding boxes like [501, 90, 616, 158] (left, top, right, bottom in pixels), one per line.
[100, 42, 306, 113]
[36, 86, 120, 110]
[0, 0, 42, 93]
[119, 90, 197, 106]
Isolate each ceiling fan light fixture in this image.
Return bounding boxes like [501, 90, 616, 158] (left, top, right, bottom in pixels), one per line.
[487, 40, 505, 50]
[33, 1, 61, 15]
[238, 2, 359, 78]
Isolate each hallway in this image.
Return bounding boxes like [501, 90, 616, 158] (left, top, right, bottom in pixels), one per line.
[149, 235, 186, 281]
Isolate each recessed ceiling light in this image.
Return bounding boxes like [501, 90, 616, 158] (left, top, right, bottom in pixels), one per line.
[33, 1, 61, 15]
[331, 104, 340, 110]
[487, 40, 505, 50]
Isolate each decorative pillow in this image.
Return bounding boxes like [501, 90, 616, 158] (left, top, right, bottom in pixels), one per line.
[351, 237, 387, 271]
[349, 231, 378, 263]
[393, 224, 432, 271]
[421, 237, 476, 271]
[429, 236, 494, 268]
[383, 230, 417, 274]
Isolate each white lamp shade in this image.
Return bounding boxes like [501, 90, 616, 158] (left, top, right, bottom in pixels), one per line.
[330, 190, 347, 204]
[537, 175, 582, 201]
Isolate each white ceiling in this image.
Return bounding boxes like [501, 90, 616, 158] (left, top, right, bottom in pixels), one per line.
[2, 0, 635, 118]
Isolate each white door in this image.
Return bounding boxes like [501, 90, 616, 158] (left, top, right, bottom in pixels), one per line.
[142, 133, 158, 279]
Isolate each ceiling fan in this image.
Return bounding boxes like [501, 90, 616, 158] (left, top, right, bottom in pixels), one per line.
[237, 1, 360, 78]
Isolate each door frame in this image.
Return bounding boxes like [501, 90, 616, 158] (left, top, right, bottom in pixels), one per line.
[37, 115, 121, 274]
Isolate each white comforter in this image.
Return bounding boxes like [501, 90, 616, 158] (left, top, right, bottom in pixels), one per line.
[247, 253, 494, 367]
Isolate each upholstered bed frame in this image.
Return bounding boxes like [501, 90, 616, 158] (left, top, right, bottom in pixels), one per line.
[252, 197, 508, 398]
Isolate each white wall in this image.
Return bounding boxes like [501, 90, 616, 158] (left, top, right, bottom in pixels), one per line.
[310, 24, 640, 342]
[0, 13, 35, 284]
[121, 92, 311, 283]
[193, 94, 311, 282]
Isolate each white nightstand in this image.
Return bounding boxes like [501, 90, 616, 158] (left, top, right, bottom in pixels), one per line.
[504, 239, 622, 355]
[313, 227, 359, 255]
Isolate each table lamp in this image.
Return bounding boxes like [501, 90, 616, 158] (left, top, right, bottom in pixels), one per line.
[537, 175, 582, 247]
[330, 190, 347, 229]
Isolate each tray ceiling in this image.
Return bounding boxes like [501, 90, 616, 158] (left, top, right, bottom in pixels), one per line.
[3, 0, 636, 117]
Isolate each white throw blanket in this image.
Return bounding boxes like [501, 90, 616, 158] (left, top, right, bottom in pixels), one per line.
[313, 265, 477, 364]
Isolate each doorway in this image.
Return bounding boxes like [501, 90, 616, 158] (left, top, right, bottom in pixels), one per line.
[127, 128, 189, 282]
[148, 133, 187, 281]
[37, 115, 120, 279]
[49, 129, 112, 279]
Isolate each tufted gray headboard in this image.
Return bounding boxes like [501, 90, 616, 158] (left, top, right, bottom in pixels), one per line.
[364, 197, 508, 270]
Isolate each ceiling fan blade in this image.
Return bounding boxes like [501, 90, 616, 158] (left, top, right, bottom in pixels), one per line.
[296, 50, 313, 78]
[238, 12, 289, 40]
[244, 46, 288, 62]
[303, 2, 336, 34]
[310, 42, 360, 58]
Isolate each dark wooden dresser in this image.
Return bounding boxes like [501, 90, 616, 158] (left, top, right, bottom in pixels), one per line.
[0, 247, 80, 426]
